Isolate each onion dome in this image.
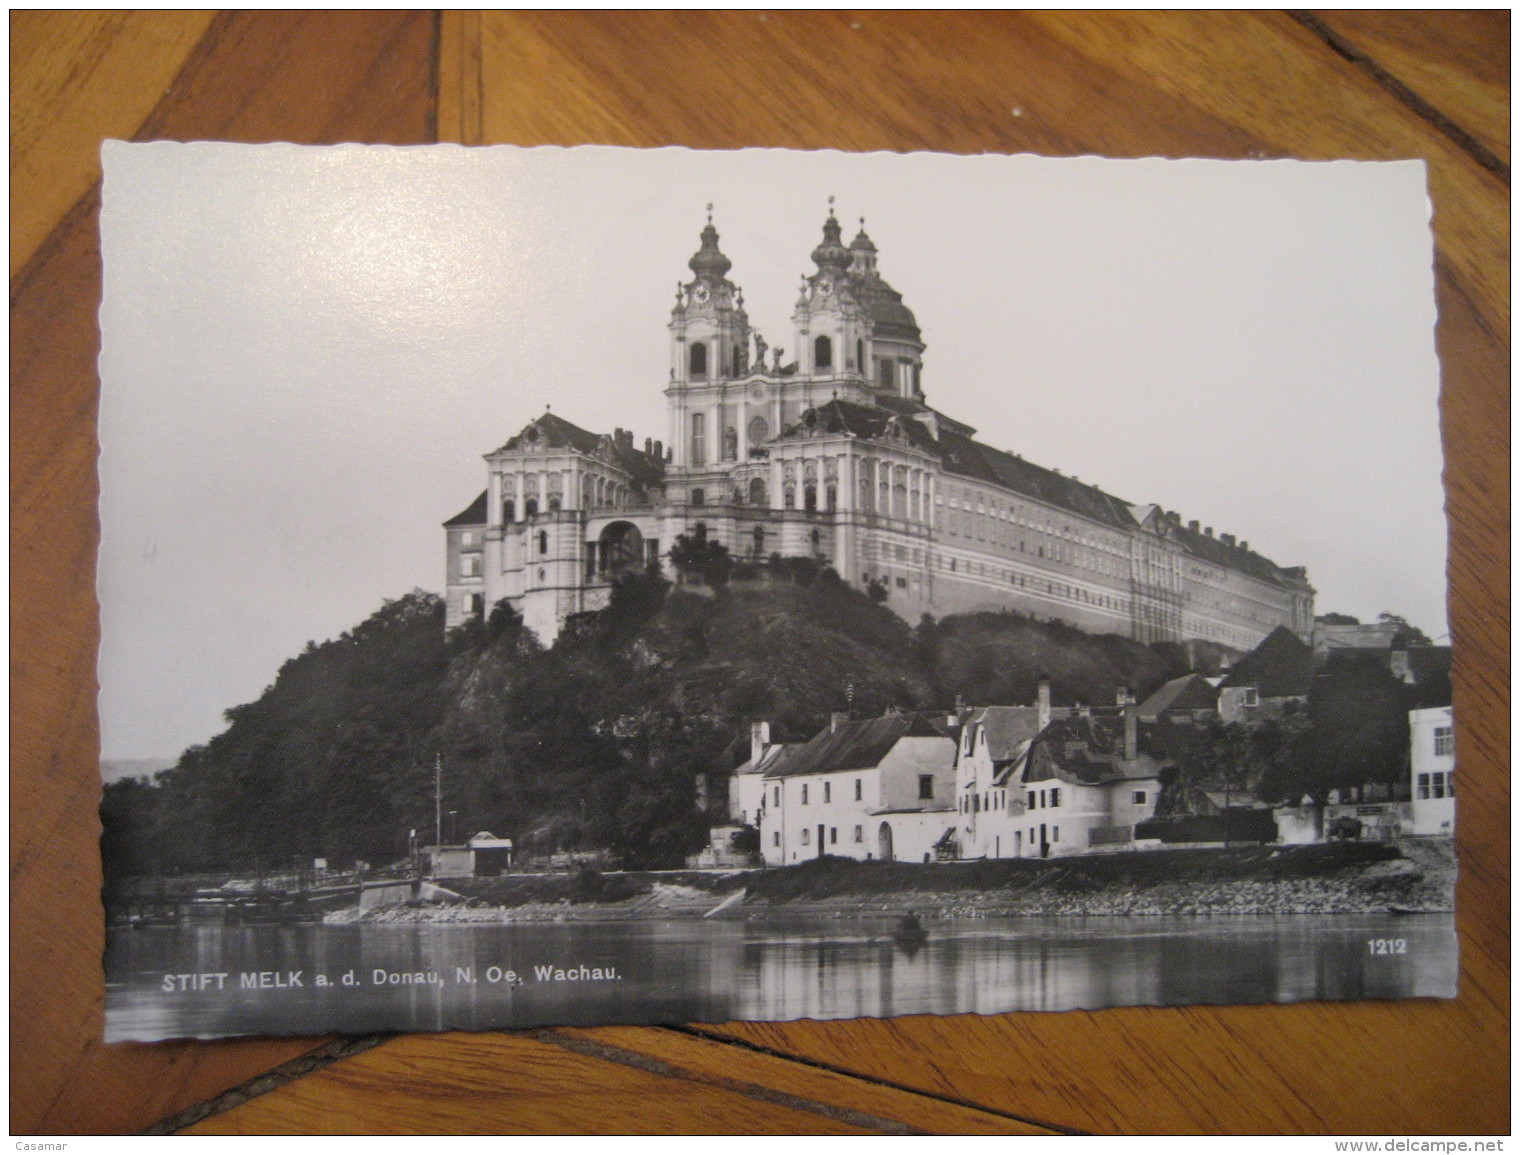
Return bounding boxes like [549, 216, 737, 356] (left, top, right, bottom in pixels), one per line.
[688, 219, 732, 280]
[849, 219, 877, 255]
[810, 211, 852, 274]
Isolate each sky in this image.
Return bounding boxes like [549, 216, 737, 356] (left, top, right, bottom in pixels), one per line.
[97, 143, 1448, 761]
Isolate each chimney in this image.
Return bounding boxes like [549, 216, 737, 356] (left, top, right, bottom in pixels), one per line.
[654, 439, 663, 460]
[1205, 527, 1214, 537]
[1241, 541, 1249, 552]
[750, 721, 771, 763]
[1188, 520, 1199, 533]
[1036, 677, 1051, 731]
[1122, 687, 1137, 761]
[1116, 686, 1132, 708]
[830, 711, 849, 733]
[645, 437, 652, 455]
[1222, 533, 1236, 547]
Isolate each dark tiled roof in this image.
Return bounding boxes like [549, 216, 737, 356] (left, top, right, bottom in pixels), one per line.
[1219, 625, 1314, 697]
[444, 490, 488, 527]
[763, 713, 952, 779]
[1026, 715, 1166, 786]
[937, 431, 1140, 533]
[496, 411, 605, 455]
[784, 390, 1302, 587]
[1137, 674, 1219, 718]
[974, 706, 1044, 762]
[780, 398, 942, 456]
[492, 412, 665, 489]
[606, 439, 666, 489]
[734, 743, 802, 776]
[1169, 520, 1297, 587]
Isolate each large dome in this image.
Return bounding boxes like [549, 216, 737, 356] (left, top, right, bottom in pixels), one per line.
[855, 277, 921, 341]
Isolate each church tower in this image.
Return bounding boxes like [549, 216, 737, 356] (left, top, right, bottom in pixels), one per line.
[791, 203, 871, 388]
[666, 210, 751, 472]
[789, 207, 927, 406]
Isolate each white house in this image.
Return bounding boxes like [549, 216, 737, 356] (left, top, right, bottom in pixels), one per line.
[1013, 698, 1166, 858]
[1409, 705, 1455, 836]
[756, 711, 958, 865]
[728, 721, 796, 830]
[955, 704, 1042, 860]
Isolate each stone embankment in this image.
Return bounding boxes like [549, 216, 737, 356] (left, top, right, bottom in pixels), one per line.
[328, 839, 1454, 924]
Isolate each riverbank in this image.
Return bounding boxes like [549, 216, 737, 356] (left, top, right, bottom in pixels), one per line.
[325, 839, 1454, 924]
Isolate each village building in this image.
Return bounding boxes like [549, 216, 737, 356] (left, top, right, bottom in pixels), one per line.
[949, 681, 1168, 860]
[1016, 699, 1167, 857]
[444, 210, 1314, 648]
[751, 711, 958, 866]
[1135, 673, 1220, 724]
[1216, 625, 1315, 723]
[954, 704, 1043, 860]
[1408, 703, 1455, 837]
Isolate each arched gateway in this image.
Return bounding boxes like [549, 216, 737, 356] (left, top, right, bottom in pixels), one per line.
[594, 521, 645, 578]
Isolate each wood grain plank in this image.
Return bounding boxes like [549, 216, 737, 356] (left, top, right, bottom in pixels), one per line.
[185, 1031, 878, 1135]
[9, 10, 216, 278]
[1303, 10, 1510, 169]
[557, 1025, 1055, 1134]
[438, 9, 1509, 1136]
[700, 992, 1508, 1134]
[10, 11, 438, 1135]
[1025, 11, 1507, 335]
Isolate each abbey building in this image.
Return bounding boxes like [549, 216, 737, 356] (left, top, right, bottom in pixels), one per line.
[444, 211, 1314, 650]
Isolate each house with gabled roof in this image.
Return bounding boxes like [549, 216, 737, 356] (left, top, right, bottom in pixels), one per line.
[1137, 673, 1220, 724]
[1217, 625, 1315, 723]
[955, 703, 1043, 860]
[1017, 706, 1167, 857]
[754, 710, 957, 865]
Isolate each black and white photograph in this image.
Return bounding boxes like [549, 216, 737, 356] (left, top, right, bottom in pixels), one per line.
[96, 142, 1456, 1042]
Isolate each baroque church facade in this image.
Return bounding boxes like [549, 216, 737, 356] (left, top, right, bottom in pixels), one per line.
[444, 210, 1315, 650]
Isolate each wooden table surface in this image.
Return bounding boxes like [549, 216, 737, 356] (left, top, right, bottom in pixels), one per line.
[11, 11, 1509, 1135]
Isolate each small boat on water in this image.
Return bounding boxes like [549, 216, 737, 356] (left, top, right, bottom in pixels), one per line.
[892, 912, 928, 947]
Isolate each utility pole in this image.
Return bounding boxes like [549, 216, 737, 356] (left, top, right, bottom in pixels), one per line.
[434, 755, 443, 854]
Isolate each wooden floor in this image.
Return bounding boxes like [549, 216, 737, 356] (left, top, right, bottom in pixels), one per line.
[11, 11, 1509, 1135]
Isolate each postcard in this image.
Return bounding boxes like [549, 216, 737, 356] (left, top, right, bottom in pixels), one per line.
[97, 143, 1455, 1041]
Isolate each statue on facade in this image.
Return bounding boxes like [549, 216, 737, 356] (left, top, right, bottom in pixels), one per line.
[723, 426, 738, 461]
[754, 331, 768, 370]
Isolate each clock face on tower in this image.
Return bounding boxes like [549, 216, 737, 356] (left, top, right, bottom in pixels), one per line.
[692, 283, 710, 304]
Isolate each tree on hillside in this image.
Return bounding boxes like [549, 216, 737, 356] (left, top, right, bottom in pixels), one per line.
[1309, 654, 1411, 797]
[1377, 612, 1434, 646]
[668, 524, 732, 587]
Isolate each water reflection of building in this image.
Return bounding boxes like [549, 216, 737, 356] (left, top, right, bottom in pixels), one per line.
[444, 211, 1314, 648]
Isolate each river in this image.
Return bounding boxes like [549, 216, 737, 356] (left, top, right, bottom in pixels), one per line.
[104, 912, 1456, 1041]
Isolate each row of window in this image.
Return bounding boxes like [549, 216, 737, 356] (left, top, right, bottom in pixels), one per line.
[772, 775, 936, 808]
[1415, 772, 1454, 800]
[790, 824, 868, 847]
[960, 786, 1148, 815]
[770, 825, 870, 849]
